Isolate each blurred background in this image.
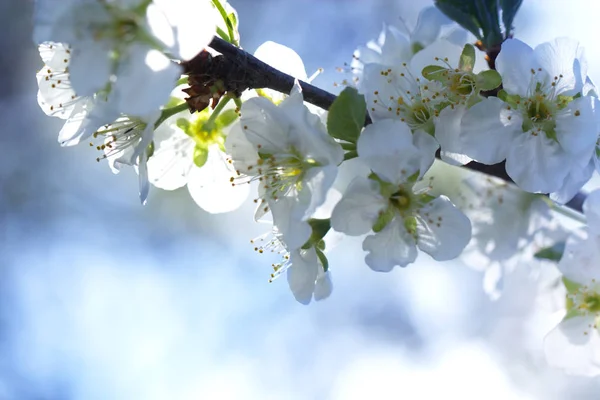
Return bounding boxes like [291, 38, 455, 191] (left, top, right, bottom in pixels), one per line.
[1, 0, 600, 398]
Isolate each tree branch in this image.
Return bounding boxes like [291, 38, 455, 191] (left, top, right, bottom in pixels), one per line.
[188, 36, 585, 213]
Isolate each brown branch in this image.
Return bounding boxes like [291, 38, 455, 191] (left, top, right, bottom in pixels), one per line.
[185, 36, 585, 213]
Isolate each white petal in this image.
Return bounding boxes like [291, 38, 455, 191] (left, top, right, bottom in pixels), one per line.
[584, 190, 600, 231]
[505, 130, 569, 193]
[314, 270, 333, 301]
[434, 105, 472, 166]
[254, 41, 307, 81]
[137, 151, 150, 205]
[460, 97, 522, 164]
[363, 219, 418, 271]
[496, 39, 536, 97]
[411, 6, 451, 48]
[555, 96, 600, 164]
[416, 196, 472, 261]
[287, 248, 319, 305]
[544, 316, 600, 377]
[330, 177, 387, 236]
[362, 63, 419, 122]
[224, 123, 260, 175]
[69, 40, 112, 97]
[187, 148, 250, 214]
[302, 165, 338, 219]
[147, 123, 194, 190]
[412, 129, 439, 177]
[378, 26, 412, 66]
[240, 97, 291, 154]
[357, 119, 420, 183]
[154, 0, 216, 60]
[550, 159, 594, 204]
[534, 37, 587, 96]
[270, 197, 312, 251]
[558, 229, 600, 284]
[58, 98, 118, 146]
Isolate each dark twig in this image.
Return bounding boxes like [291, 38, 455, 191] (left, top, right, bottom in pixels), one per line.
[196, 36, 584, 213]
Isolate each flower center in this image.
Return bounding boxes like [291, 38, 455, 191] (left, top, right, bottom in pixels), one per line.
[389, 186, 413, 212]
[570, 283, 600, 315]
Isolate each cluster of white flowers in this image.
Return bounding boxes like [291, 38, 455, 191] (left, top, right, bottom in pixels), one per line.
[33, 1, 600, 377]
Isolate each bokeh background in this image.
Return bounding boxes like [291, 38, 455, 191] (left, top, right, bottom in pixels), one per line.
[1, 0, 600, 398]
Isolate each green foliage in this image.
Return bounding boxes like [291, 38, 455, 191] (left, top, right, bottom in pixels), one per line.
[316, 248, 329, 272]
[327, 87, 366, 144]
[459, 44, 476, 72]
[434, 0, 523, 49]
[422, 65, 447, 82]
[476, 70, 502, 91]
[534, 241, 566, 262]
[302, 219, 332, 250]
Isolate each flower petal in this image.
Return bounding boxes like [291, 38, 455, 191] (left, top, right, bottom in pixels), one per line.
[555, 96, 600, 164]
[584, 190, 600, 233]
[460, 97, 522, 164]
[314, 269, 333, 301]
[331, 177, 386, 236]
[549, 159, 594, 204]
[434, 105, 472, 166]
[357, 119, 421, 183]
[302, 165, 338, 219]
[416, 195, 472, 261]
[505, 130, 569, 193]
[287, 248, 319, 305]
[544, 316, 600, 377]
[147, 122, 194, 191]
[558, 227, 600, 284]
[411, 6, 451, 48]
[363, 219, 418, 271]
[187, 147, 250, 214]
[496, 39, 536, 97]
[270, 197, 312, 251]
[534, 37, 587, 97]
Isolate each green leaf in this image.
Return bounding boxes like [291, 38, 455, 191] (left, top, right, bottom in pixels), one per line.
[193, 145, 209, 168]
[228, 12, 238, 29]
[476, 70, 502, 91]
[372, 207, 395, 233]
[459, 44, 476, 72]
[340, 142, 356, 151]
[327, 87, 366, 143]
[534, 241, 565, 262]
[435, 1, 482, 40]
[500, 0, 523, 35]
[422, 65, 447, 82]
[146, 141, 155, 159]
[343, 150, 358, 161]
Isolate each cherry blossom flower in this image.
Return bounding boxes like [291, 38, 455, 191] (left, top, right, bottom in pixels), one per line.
[226, 82, 343, 250]
[330, 119, 471, 271]
[459, 38, 600, 200]
[544, 190, 600, 376]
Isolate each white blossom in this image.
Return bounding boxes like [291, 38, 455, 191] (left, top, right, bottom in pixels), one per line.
[226, 82, 343, 250]
[34, 0, 183, 117]
[457, 176, 559, 299]
[251, 229, 332, 305]
[351, 6, 468, 89]
[544, 190, 600, 376]
[330, 119, 471, 271]
[96, 112, 161, 204]
[459, 38, 600, 200]
[147, 107, 249, 213]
